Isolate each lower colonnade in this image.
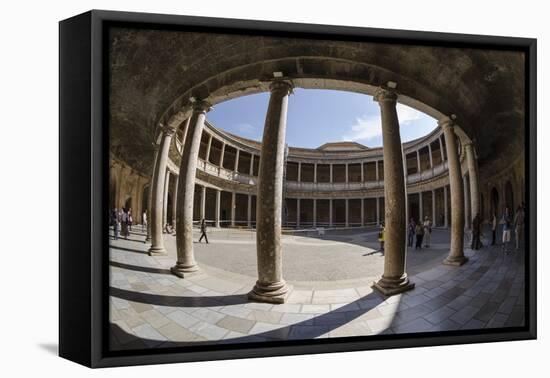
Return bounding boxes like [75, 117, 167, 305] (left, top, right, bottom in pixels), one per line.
[109, 82, 523, 304]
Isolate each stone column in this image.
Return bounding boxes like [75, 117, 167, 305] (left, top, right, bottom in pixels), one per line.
[432, 190, 436, 226]
[361, 198, 365, 226]
[146, 144, 160, 242]
[249, 155, 255, 176]
[443, 186, 449, 228]
[428, 143, 434, 169]
[171, 174, 178, 228]
[200, 186, 206, 220]
[345, 164, 349, 183]
[297, 162, 302, 183]
[329, 199, 333, 227]
[463, 175, 471, 229]
[171, 101, 211, 277]
[440, 116, 467, 266]
[215, 189, 221, 228]
[419, 192, 423, 221]
[248, 80, 292, 304]
[329, 164, 333, 183]
[375, 161, 380, 181]
[465, 142, 481, 223]
[296, 198, 301, 228]
[231, 192, 236, 227]
[439, 136, 445, 162]
[313, 163, 317, 183]
[313, 199, 317, 227]
[162, 170, 170, 230]
[219, 142, 226, 167]
[247, 195, 252, 228]
[148, 125, 176, 255]
[234, 149, 240, 172]
[373, 87, 414, 296]
[360, 163, 365, 182]
[417, 150, 421, 173]
[345, 198, 349, 227]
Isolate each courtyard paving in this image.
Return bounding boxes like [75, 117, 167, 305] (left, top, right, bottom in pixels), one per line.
[109, 226, 526, 350]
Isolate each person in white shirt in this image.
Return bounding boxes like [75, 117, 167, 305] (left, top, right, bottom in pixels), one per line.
[142, 211, 147, 232]
[423, 216, 432, 248]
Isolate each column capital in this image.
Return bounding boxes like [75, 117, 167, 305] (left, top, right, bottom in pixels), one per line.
[160, 123, 177, 136]
[463, 140, 474, 148]
[269, 80, 293, 94]
[438, 114, 457, 130]
[373, 87, 398, 103]
[191, 99, 212, 113]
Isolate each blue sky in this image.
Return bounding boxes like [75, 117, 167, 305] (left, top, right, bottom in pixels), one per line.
[207, 89, 437, 148]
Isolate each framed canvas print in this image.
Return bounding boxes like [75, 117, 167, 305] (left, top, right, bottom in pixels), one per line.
[59, 10, 536, 368]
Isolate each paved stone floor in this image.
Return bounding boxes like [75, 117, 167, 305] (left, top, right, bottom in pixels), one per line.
[109, 226, 526, 351]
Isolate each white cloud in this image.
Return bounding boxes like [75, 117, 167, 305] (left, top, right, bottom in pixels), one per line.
[237, 123, 257, 136]
[342, 104, 423, 142]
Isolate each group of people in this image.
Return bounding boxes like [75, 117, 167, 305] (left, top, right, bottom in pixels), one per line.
[490, 204, 526, 253]
[408, 216, 433, 249]
[110, 207, 134, 240]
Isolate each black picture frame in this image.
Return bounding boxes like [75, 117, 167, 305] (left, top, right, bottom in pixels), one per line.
[59, 9, 537, 368]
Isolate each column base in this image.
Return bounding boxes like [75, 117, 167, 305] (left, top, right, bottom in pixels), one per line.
[148, 246, 167, 256]
[372, 275, 415, 296]
[170, 262, 200, 278]
[443, 255, 469, 266]
[248, 280, 290, 304]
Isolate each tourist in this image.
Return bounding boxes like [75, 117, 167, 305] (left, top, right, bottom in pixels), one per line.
[198, 218, 209, 243]
[514, 205, 525, 250]
[501, 208, 512, 253]
[378, 222, 385, 252]
[164, 223, 173, 234]
[128, 208, 133, 231]
[423, 216, 432, 248]
[121, 208, 129, 239]
[491, 212, 497, 245]
[142, 210, 147, 232]
[111, 208, 119, 240]
[415, 221, 424, 249]
[471, 213, 481, 250]
[407, 218, 416, 247]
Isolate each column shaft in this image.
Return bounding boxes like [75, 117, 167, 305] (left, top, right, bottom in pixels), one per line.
[376, 197, 380, 225]
[296, 198, 301, 228]
[162, 170, 170, 229]
[231, 192, 236, 227]
[171, 102, 211, 276]
[172, 174, 178, 228]
[247, 195, 252, 228]
[345, 198, 349, 227]
[373, 87, 414, 296]
[465, 143, 481, 222]
[215, 189, 221, 227]
[146, 145, 160, 242]
[200, 186, 206, 220]
[148, 126, 175, 255]
[444, 186, 449, 228]
[440, 117, 467, 266]
[419, 192, 423, 221]
[249, 81, 292, 303]
[313, 199, 317, 227]
[329, 199, 333, 227]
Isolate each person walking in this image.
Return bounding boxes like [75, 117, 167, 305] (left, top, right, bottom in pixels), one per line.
[111, 208, 119, 240]
[378, 222, 385, 253]
[142, 210, 147, 232]
[471, 213, 481, 250]
[415, 222, 424, 249]
[501, 208, 512, 253]
[128, 208, 133, 231]
[407, 218, 416, 247]
[121, 208, 129, 239]
[491, 213, 497, 246]
[514, 205, 525, 250]
[423, 216, 432, 248]
[198, 218, 209, 243]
